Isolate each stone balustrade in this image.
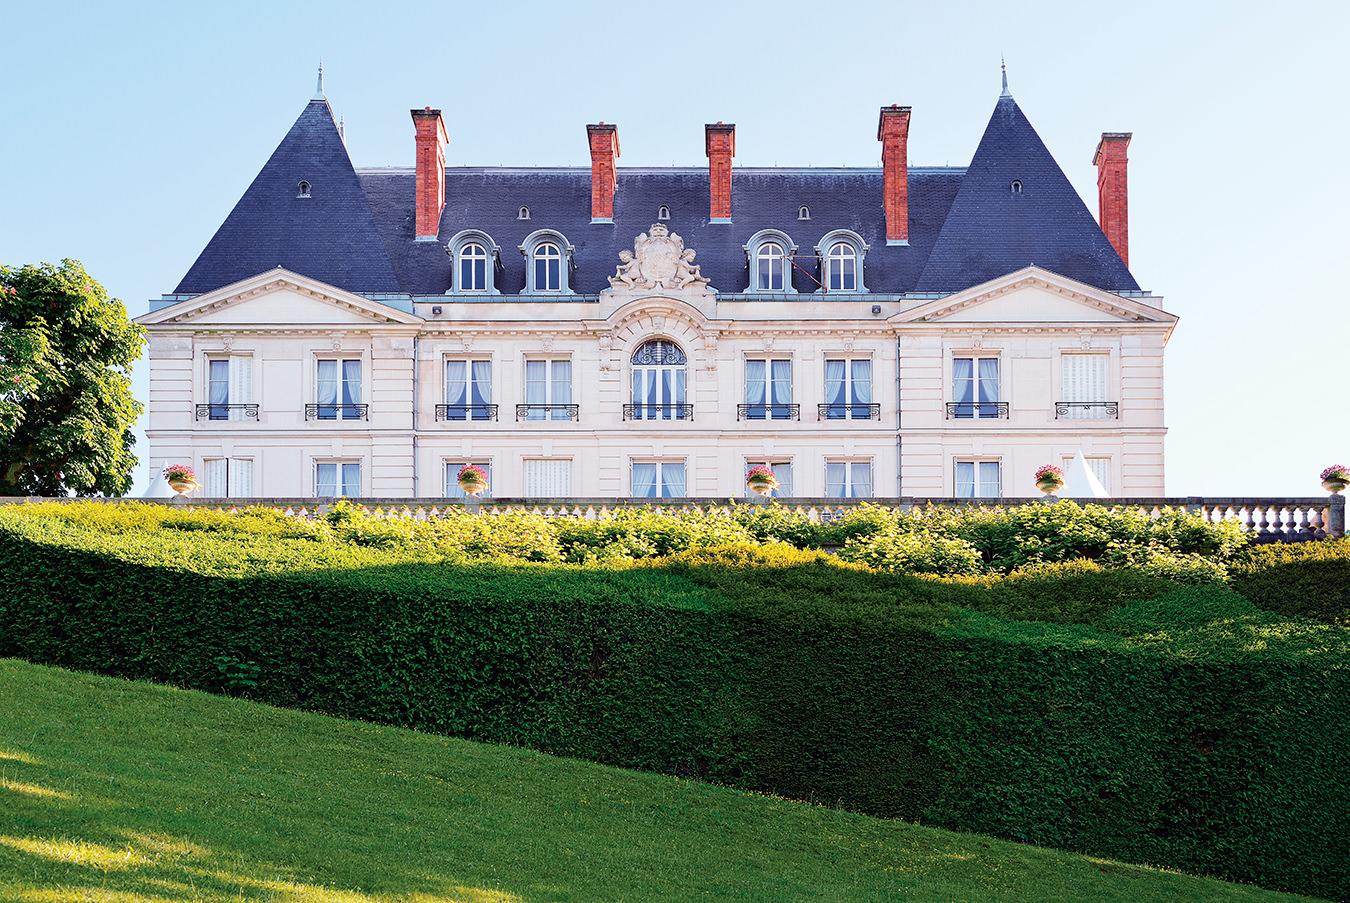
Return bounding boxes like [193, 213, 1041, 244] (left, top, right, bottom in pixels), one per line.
[1, 495, 1343, 541]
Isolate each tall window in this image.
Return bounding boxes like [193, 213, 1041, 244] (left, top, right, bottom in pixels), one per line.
[1061, 354, 1110, 419]
[445, 461, 492, 499]
[525, 359, 572, 420]
[756, 242, 786, 291]
[744, 359, 792, 419]
[206, 356, 252, 420]
[460, 242, 488, 292]
[631, 340, 687, 420]
[203, 458, 253, 497]
[534, 242, 562, 292]
[316, 359, 361, 420]
[825, 460, 872, 498]
[445, 360, 492, 420]
[826, 243, 857, 291]
[315, 461, 360, 497]
[632, 460, 686, 498]
[524, 459, 571, 496]
[745, 460, 792, 498]
[824, 359, 873, 419]
[955, 460, 1000, 498]
[953, 357, 1000, 419]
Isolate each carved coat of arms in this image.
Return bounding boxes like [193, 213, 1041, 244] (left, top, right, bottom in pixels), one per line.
[608, 224, 710, 291]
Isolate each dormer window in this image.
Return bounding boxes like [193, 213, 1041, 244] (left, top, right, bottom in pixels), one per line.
[461, 243, 488, 291]
[445, 230, 501, 295]
[518, 206, 531, 219]
[742, 229, 798, 294]
[1011, 180, 1023, 194]
[657, 205, 671, 221]
[519, 230, 575, 294]
[814, 230, 869, 294]
[297, 181, 311, 198]
[798, 205, 811, 220]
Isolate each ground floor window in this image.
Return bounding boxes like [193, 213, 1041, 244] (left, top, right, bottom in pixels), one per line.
[446, 461, 493, 498]
[315, 461, 360, 498]
[955, 460, 1000, 498]
[825, 459, 872, 498]
[203, 458, 253, 498]
[524, 459, 571, 496]
[631, 460, 686, 498]
[744, 460, 792, 498]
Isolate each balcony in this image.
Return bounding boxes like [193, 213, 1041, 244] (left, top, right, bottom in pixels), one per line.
[436, 403, 499, 422]
[738, 403, 800, 421]
[945, 402, 1009, 419]
[305, 404, 369, 421]
[516, 404, 580, 421]
[624, 403, 694, 421]
[817, 403, 880, 421]
[195, 404, 259, 421]
[1055, 401, 1119, 419]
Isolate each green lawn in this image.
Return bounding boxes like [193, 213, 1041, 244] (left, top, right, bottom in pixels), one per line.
[0, 659, 1325, 903]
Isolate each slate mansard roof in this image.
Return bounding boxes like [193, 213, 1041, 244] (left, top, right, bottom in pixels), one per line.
[174, 93, 1140, 298]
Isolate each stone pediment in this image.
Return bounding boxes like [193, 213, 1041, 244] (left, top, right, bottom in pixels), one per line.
[604, 224, 714, 292]
[894, 267, 1175, 328]
[137, 268, 424, 327]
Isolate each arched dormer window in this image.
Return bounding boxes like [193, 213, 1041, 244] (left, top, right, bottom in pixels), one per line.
[518, 230, 575, 294]
[814, 229, 869, 293]
[1010, 180, 1023, 194]
[798, 205, 811, 220]
[518, 206, 531, 219]
[742, 229, 799, 294]
[658, 205, 671, 221]
[445, 230, 501, 295]
[297, 181, 311, 198]
[629, 339, 689, 421]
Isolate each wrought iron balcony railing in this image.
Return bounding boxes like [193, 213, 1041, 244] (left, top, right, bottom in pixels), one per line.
[436, 403, 499, 422]
[516, 404, 580, 421]
[623, 403, 694, 421]
[305, 403, 369, 421]
[195, 404, 259, 421]
[817, 403, 881, 421]
[1055, 401, 1120, 419]
[945, 402, 1009, 419]
[737, 403, 800, 421]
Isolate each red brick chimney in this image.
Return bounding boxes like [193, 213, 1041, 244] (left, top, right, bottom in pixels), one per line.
[877, 106, 911, 245]
[1093, 132, 1132, 266]
[411, 108, 448, 241]
[705, 122, 735, 223]
[587, 123, 619, 223]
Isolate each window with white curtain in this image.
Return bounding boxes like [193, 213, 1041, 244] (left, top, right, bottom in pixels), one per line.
[955, 460, 1000, 498]
[315, 461, 360, 497]
[206, 355, 252, 420]
[445, 359, 492, 420]
[524, 359, 572, 420]
[202, 458, 253, 498]
[445, 461, 493, 498]
[524, 459, 571, 496]
[316, 359, 361, 420]
[631, 460, 686, 498]
[756, 242, 786, 291]
[631, 340, 688, 420]
[823, 359, 873, 419]
[744, 359, 792, 419]
[953, 357, 1000, 419]
[744, 460, 792, 498]
[825, 243, 857, 291]
[1060, 354, 1110, 419]
[825, 460, 872, 498]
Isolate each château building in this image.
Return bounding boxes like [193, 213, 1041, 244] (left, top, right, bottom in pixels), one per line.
[137, 70, 1175, 500]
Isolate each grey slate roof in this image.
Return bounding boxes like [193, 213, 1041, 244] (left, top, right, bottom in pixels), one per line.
[175, 93, 1139, 298]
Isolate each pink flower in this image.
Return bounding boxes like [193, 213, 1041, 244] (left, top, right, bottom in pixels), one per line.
[1034, 464, 1065, 482]
[746, 465, 777, 481]
[457, 464, 488, 483]
[1321, 465, 1349, 482]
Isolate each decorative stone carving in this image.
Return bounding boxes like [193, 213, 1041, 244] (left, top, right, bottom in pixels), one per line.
[541, 335, 555, 352]
[332, 335, 343, 351]
[842, 335, 855, 353]
[221, 334, 234, 352]
[608, 224, 711, 290]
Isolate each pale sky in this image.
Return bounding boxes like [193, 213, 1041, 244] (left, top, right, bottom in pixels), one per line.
[3, 0, 1347, 497]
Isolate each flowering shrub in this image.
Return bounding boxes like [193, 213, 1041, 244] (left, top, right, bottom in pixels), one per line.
[745, 465, 777, 482]
[1320, 464, 1349, 482]
[457, 464, 488, 484]
[1034, 464, 1065, 483]
[162, 464, 196, 483]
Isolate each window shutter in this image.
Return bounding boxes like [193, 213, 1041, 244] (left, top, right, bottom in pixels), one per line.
[203, 459, 227, 497]
[229, 356, 253, 420]
[230, 459, 254, 497]
[524, 459, 571, 497]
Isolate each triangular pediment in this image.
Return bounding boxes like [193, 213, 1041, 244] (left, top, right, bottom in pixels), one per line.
[137, 268, 423, 327]
[894, 267, 1174, 326]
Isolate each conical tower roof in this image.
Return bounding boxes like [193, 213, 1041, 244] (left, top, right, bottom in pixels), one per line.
[175, 95, 400, 294]
[916, 91, 1139, 293]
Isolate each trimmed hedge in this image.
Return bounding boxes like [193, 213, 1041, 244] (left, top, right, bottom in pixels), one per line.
[1, 503, 1347, 900]
[1229, 538, 1350, 625]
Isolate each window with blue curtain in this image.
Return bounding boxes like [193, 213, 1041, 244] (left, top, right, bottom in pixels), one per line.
[825, 460, 872, 498]
[824, 359, 872, 419]
[744, 359, 792, 419]
[525, 360, 571, 420]
[631, 340, 687, 420]
[631, 461, 686, 498]
[955, 460, 1000, 497]
[953, 357, 999, 418]
[316, 359, 361, 420]
[445, 360, 491, 420]
[315, 461, 360, 497]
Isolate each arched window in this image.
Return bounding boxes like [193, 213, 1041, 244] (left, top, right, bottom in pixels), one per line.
[461, 243, 488, 292]
[798, 205, 811, 220]
[658, 205, 671, 220]
[756, 242, 786, 291]
[629, 340, 689, 421]
[814, 230, 869, 293]
[519, 230, 574, 294]
[742, 229, 798, 294]
[1010, 180, 1023, 194]
[518, 206, 531, 219]
[534, 242, 562, 291]
[297, 181, 311, 198]
[445, 231, 500, 295]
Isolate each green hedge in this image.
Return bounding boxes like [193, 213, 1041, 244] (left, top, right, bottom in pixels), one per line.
[1229, 538, 1350, 625]
[0, 503, 1347, 900]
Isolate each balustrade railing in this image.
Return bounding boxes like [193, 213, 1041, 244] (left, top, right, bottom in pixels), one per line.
[738, 403, 800, 421]
[624, 403, 694, 421]
[195, 404, 259, 421]
[515, 404, 579, 421]
[436, 404, 498, 421]
[5, 495, 1339, 541]
[818, 403, 881, 420]
[1055, 401, 1119, 419]
[946, 401, 1009, 419]
[305, 403, 369, 421]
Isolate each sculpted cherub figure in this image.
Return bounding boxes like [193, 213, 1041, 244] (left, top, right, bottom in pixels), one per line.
[609, 249, 642, 288]
[675, 249, 707, 288]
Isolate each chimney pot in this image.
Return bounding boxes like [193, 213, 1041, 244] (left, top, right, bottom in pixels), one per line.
[705, 122, 736, 223]
[1094, 132, 1132, 267]
[877, 106, 911, 245]
[411, 108, 448, 241]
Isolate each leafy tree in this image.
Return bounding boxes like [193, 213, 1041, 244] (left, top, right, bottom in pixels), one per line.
[0, 260, 144, 495]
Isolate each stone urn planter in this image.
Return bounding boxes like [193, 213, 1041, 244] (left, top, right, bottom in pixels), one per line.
[746, 466, 779, 497]
[457, 465, 489, 497]
[1322, 465, 1349, 494]
[162, 464, 198, 495]
[1034, 464, 1065, 496]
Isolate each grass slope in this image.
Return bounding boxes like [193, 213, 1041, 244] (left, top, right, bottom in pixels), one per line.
[0, 660, 1325, 903]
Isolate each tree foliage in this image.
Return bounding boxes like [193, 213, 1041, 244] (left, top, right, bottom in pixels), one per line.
[0, 260, 144, 495]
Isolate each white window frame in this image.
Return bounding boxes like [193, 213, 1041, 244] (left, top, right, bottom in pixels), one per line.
[1059, 352, 1113, 420]
[954, 459, 1001, 498]
[314, 357, 363, 421]
[445, 460, 493, 499]
[202, 457, 254, 498]
[952, 355, 1001, 419]
[825, 459, 873, 499]
[744, 459, 792, 498]
[823, 357, 874, 420]
[814, 229, 869, 293]
[523, 458, 572, 497]
[444, 358, 493, 421]
[314, 459, 362, 498]
[203, 353, 254, 421]
[743, 358, 793, 420]
[518, 230, 575, 294]
[630, 339, 688, 421]
[445, 230, 500, 295]
[742, 229, 798, 294]
[630, 459, 687, 498]
[523, 358, 573, 421]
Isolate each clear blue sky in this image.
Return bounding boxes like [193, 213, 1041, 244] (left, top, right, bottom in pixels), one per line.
[3, 0, 1347, 496]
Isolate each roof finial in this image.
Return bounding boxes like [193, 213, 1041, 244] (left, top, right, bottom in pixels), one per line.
[313, 61, 325, 101]
[1000, 57, 1010, 98]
